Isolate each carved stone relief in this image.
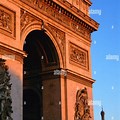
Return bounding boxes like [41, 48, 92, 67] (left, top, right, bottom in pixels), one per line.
[0, 5, 15, 37]
[47, 24, 65, 55]
[69, 42, 88, 69]
[20, 0, 93, 40]
[71, 22, 91, 39]
[20, 9, 42, 31]
[46, 24, 65, 66]
[0, 58, 13, 120]
[74, 87, 91, 120]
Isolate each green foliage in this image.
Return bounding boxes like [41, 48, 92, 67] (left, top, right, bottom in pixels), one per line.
[0, 58, 13, 120]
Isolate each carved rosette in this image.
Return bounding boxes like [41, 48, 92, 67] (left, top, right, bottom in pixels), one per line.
[69, 43, 88, 69]
[0, 58, 13, 120]
[74, 88, 91, 120]
[0, 5, 15, 37]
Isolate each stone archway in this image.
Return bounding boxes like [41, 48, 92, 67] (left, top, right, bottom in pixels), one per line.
[23, 30, 61, 120]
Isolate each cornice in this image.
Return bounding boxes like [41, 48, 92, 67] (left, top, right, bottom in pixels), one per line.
[66, 69, 95, 84]
[0, 41, 26, 63]
[15, 0, 99, 33]
[84, 0, 92, 6]
[7, 0, 99, 41]
[0, 42, 26, 56]
[52, 0, 99, 31]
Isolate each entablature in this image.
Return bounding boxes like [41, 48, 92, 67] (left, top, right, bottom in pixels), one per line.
[54, 0, 92, 15]
[20, 0, 99, 31]
[8, 0, 99, 41]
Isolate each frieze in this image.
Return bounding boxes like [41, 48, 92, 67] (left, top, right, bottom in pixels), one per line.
[69, 42, 88, 69]
[74, 87, 91, 120]
[20, 0, 94, 40]
[0, 5, 15, 37]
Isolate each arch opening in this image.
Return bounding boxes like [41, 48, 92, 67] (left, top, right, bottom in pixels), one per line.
[23, 30, 61, 120]
[23, 30, 60, 71]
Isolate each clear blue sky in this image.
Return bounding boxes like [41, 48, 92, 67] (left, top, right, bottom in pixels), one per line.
[90, 0, 120, 120]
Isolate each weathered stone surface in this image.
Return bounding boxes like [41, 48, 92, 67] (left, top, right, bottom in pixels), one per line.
[0, 0, 99, 120]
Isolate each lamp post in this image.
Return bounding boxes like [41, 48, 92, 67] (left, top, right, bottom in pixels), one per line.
[101, 107, 105, 120]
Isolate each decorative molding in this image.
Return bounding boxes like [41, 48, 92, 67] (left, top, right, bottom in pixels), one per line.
[66, 69, 95, 87]
[67, 69, 95, 83]
[0, 58, 13, 120]
[0, 42, 26, 63]
[20, 10, 65, 65]
[61, 0, 91, 15]
[20, 9, 42, 31]
[47, 24, 65, 56]
[69, 42, 89, 70]
[71, 22, 91, 39]
[0, 5, 16, 37]
[46, 24, 65, 67]
[20, 0, 98, 40]
[74, 87, 91, 120]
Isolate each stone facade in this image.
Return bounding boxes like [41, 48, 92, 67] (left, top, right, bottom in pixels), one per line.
[0, 0, 99, 120]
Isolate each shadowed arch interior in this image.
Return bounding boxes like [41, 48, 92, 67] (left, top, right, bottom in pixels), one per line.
[23, 30, 60, 71]
[23, 89, 41, 120]
[23, 30, 61, 120]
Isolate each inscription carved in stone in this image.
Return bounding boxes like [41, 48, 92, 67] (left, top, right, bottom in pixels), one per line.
[69, 43, 88, 69]
[0, 5, 15, 37]
[74, 88, 91, 120]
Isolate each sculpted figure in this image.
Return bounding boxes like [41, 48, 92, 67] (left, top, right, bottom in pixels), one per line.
[74, 87, 91, 120]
